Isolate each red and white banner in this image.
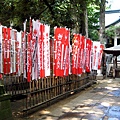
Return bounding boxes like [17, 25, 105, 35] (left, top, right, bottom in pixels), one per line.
[63, 28, 70, 76]
[3, 27, 7, 74]
[31, 19, 39, 80]
[0, 25, 3, 73]
[92, 41, 100, 70]
[0, 19, 104, 80]
[53, 27, 70, 77]
[44, 24, 50, 77]
[3, 27, 11, 74]
[22, 20, 27, 78]
[50, 39, 54, 71]
[98, 44, 104, 69]
[72, 34, 79, 74]
[16, 32, 20, 74]
[79, 35, 85, 74]
[72, 34, 89, 75]
[54, 27, 65, 76]
[77, 34, 82, 74]
[27, 33, 32, 82]
[82, 36, 86, 73]
[16, 31, 22, 76]
[11, 29, 17, 73]
[85, 39, 92, 72]
[39, 23, 45, 78]
[37, 21, 41, 79]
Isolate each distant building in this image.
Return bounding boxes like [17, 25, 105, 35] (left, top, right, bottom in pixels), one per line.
[105, 10, 120, 48]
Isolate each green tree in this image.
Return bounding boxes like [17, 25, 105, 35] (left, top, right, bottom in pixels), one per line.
[0, 0, 104, 41]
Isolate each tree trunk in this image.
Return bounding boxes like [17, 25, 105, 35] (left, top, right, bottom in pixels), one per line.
[71, 0, 88, 37]
[79, 1, 88, 37]
[99, 0, 105, 44]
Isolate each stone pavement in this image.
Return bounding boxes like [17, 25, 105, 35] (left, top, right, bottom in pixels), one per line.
[25, 78, 120, 120]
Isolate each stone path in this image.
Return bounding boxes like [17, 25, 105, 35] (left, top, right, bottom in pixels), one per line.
[16, 78, 120, 120]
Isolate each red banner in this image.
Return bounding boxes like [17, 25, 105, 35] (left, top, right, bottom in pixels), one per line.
[39, 24, 45, 78]
[72, 34, 79, 74]
[7, 28, 11, 73]
[77, 34, 82, 74]
[54, 27, 66, 76]
[3, 27, 11, 74]
[27, 33, 32, 82]
[85, 39, 92, 72]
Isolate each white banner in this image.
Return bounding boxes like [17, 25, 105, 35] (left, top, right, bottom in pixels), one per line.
[17, 31, 22, 76]
[32, 19, 38, 80]
[11, 29, 16, 73]
[22, 20, 27, 78]
[44, 24, 50, 77]
[92, 41, 100, 70]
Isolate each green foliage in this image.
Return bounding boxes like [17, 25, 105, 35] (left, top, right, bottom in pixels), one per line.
[105, 26, 115, 38]
[0, 0, 102, 40]
[105, 25, 120, 38]
[87, 2, 100, 41]
[89, 29, 99, 41]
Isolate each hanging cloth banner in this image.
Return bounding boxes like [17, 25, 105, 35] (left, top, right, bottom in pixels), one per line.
[60, 28, 66, 77]
[44, 24, 50, 77]
[50, 39, 53, 71]
[3, 27, 11, 74]
[90, 41, 93, 72]
[27, 33, 32, 82]
[85, 39, 92, 73]
[3, 27, 7, 74]
[72, 34, 79, 75]
[39, 23, 45, 78]
[82, 36, 86, 73]
[16, 32, 19, 74]
[26, 18, 33, 81]
[79, 36, 85, 73]
[53, 33, 57, 76]
[37, 20, 41, 79]
[31, 19, 39, 80]
[68, 30, 71, 75]
[22, 20, 27, 78]
[0, 25, 3, 73]
[89, 39, 92, 72]
[54, 27, 65, 76]
[16, 32, 22, 76]
[16, 31, 22, 76]
[77, 34, 82, 74]
[63, 28, 70, 76]
[98, 44, 104, 69]
[92, 41, 100, 70]
[11, 29, 16, 73]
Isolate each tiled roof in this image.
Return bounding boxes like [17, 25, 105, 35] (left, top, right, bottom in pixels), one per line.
[105, 18, 120, 28]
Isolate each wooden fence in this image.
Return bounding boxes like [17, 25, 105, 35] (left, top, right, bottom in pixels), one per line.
[3, 71, 96, 118]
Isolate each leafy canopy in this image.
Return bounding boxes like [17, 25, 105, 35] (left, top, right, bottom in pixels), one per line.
[0, 0, 101, 40]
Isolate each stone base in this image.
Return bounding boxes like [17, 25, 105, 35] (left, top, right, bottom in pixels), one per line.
[115, 78, 120, 80]
[96, 69, 104, 80]
[96, 74, 104, 80]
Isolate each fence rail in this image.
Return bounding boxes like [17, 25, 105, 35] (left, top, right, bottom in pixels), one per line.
[3, 72, 96, 118]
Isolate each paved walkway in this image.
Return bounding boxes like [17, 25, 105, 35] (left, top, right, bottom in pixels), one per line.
[24, 78, 120, 120]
